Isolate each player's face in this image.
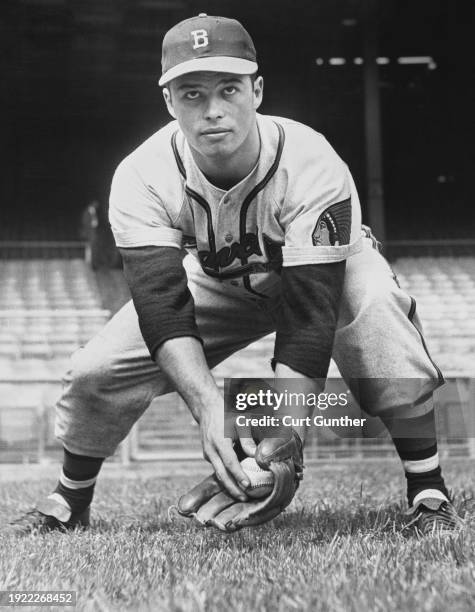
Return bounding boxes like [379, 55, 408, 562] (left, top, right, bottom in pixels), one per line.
[163, 72, 263, 160]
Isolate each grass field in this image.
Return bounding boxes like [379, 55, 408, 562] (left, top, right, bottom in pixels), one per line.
[0, 458, 474, 612]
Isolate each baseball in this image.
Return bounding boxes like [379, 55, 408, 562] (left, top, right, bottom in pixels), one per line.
[240, 457, 274, 499]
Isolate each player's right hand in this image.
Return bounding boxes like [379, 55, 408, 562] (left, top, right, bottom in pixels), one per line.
[199, 407, 250, 501]
[177, 430, 304, 532]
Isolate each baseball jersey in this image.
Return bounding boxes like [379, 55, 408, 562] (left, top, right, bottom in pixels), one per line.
[109, 114, 362, 298]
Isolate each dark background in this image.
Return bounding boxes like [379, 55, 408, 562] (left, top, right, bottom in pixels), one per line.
[1, 0, 473, 240]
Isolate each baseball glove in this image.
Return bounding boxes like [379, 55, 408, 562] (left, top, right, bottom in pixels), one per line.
[177, 430, 303, 532]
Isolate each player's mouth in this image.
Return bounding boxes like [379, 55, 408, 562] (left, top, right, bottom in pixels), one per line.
[201, 128, 232, 140]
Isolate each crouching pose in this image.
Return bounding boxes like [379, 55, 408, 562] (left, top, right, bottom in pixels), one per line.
[7, 14, 462, 536]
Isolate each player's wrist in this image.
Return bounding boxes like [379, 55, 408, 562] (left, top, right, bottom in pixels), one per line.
[185, 389, 224, 422]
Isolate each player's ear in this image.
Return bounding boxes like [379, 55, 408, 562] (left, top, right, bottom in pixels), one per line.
[162, 87, 177, 119]
[253, 76, 264, 111]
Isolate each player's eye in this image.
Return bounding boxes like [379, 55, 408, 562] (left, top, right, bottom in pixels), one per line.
[184, 91, 200, 100]
[223, 86, 237, 95]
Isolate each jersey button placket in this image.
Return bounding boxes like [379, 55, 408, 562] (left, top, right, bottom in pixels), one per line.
[224, 233, 233, 243]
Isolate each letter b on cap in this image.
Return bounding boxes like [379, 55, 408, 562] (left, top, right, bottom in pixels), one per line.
[191, 29, 208, 49]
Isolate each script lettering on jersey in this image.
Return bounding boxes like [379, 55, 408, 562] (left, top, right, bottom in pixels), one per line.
[190, 29, 209, 49]
[198, 232, 263, 271]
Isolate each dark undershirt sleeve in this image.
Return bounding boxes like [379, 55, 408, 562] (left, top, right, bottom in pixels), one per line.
[119, 246, 202, 358]
[273, 261, 346, 378]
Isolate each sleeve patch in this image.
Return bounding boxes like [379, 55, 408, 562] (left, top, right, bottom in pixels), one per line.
[312, 197, 351, 246]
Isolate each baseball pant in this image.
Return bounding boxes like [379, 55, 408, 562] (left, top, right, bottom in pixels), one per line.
[55, 236, 442, 457]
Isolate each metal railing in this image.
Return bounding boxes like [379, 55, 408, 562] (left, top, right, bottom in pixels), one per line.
[0, 241, 87, 260]
[2, 378, 473, 465]
[385, 239, 475, 260]
[2, 239, 475, 261]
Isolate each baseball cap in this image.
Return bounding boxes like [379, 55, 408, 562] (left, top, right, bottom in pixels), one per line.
[159, 14, 258, 86]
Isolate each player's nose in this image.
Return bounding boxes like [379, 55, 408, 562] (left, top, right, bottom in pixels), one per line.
[204, 94, 225, 120]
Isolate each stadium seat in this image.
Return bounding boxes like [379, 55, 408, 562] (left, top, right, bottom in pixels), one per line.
[52, 342, 81, 357]
[21, 342, 53, 359]
[0, 344, 21, 360]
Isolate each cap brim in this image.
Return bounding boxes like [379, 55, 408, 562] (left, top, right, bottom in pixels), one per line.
[158, 56, 258, 86]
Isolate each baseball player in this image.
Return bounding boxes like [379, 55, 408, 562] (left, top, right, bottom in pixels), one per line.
[7, 14, 462, 535]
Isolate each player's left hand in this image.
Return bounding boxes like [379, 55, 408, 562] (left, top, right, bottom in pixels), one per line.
[177, 430, 304, 532]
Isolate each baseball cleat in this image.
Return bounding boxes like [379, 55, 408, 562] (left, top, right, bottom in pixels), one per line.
[408, 497, 464, 536]
[3, 495, 90, 535]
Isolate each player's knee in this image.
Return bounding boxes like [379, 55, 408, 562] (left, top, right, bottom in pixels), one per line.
[63, 346, 115, 396]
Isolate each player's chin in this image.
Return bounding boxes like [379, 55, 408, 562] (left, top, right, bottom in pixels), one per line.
[200, 140, 236, 158]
